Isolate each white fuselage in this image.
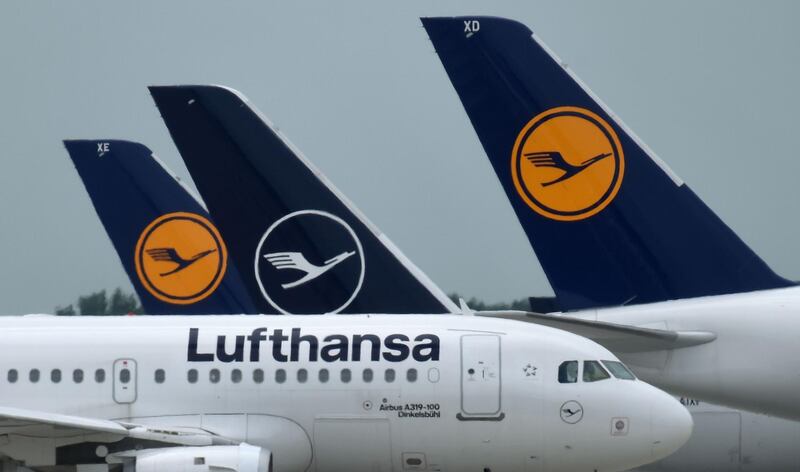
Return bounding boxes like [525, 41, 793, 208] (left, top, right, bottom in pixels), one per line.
[575, 286, 800, 420]
[0, 315, 689, 472]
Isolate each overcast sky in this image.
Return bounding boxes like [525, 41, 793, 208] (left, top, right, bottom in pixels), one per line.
[1, 1, 798, 314]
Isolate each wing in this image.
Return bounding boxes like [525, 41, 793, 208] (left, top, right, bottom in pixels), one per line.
[0, 407, 232, 467]
[145, 247, 181, 263]
[0, 406, 225, 443]
[476, 311, 716, 353]
[0, 406, 127, 438]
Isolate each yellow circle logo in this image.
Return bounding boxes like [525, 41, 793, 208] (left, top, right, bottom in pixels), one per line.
[511, 106, 624, 221]
[134, 212, 227, 304]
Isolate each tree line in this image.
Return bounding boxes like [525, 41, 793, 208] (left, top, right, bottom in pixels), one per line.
[55, 288, 142, 316]
[447, 293, 558, 312]
[54, 290, 555, 315]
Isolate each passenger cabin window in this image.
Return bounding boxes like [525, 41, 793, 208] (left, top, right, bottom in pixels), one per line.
[187, 369, 198, 384]
[583, 361, 611, 382]
[407, 368, 418, 383]
[7, 369, 17, 383]
[385, 369, 395, 383]
[119, 368, 131, 384]
[29, 369, 40, 383]
[602, 360, 637, 380]
[297, 369, 308, 383]
[51, 369, 62, 383]
[428, 367, 440, 383]
[95, 369, 106, 383]
[73, 369, 83, 383]
[253, 369, 264, 384]
[363, 368, 373, 383]
[231, 369, 242, 384]
[341, 369, 352, 383]
[275, 369, 286, 384]
[155, 369, 166, 384]
[558, 361, 578, 383]
[319, 369, 329, 383]
[209, 369, 220, 384]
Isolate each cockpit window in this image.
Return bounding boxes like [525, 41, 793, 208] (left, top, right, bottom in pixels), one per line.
[558, 360, 578, 384]
[583, 361, 611, 382]
[602, 360, 637, 380]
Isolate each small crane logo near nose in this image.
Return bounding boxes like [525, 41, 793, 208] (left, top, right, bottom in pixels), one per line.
[560, 400, 583, 424]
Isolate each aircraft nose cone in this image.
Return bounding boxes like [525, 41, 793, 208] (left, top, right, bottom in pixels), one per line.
[651, 395, 693, 461]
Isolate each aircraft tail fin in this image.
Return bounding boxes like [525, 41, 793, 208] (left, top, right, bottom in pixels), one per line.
[148, 85, 457, 314]
[64, 139, 258, 314]
[422, 16, 793, 310]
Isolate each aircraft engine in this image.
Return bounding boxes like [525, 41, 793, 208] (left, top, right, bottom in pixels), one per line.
[132, 443, 272, 472]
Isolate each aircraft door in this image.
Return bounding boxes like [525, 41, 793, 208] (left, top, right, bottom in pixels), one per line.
[459, 335, 502, 418]
[113, 358, 137, 404]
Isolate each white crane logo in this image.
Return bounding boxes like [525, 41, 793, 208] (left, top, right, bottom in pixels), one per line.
[254, 210, 365, 314]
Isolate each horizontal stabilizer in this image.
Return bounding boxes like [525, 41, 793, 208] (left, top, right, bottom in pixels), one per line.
[477, 311, 716, 352]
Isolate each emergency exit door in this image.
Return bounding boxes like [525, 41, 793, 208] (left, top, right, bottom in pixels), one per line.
[460, 335, 501, 417]
[113, 358, 137, 404]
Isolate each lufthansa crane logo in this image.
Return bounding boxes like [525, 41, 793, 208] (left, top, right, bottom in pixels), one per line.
[560, 400, 584, 424]
[511, 106, 624, 221]
[254, 210, 365, 314]
[135, 212, 227, 305]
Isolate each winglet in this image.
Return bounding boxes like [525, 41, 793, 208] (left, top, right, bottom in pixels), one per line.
[459, 298, 474, 316]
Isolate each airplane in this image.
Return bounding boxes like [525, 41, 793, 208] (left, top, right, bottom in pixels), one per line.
[54, 87, 688, 470]
[421, 16, 800, 423]
[64, 139, 457, 316]
[420, 15, 800, 469]
[0, 314, 690, 472]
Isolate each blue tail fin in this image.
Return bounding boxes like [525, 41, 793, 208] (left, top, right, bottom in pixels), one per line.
[64, 139, 258, 315]
[148, 85, 457, 315]
[423, 16, 793, 311]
